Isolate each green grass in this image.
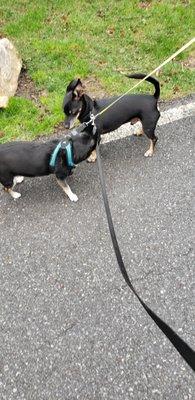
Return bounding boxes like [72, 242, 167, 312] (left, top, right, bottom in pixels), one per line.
[0, 0, 194, 142]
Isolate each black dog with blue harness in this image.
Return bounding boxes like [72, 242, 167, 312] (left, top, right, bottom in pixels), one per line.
[0, 121, 98, 201]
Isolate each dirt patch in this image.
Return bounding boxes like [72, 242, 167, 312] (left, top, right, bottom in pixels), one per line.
[82, 76, 108, 99]
[138, 1, 152, 9]
[16, 67, 39, 100]
[53, 121, 68, 137]
[0, 28, 6, 39]
[181, 54, 195, 70]
[16, 67, 49, 115]
[0, 130, 5, 139]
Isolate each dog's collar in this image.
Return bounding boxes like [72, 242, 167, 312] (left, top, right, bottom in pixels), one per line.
[49, 140, 75, 169]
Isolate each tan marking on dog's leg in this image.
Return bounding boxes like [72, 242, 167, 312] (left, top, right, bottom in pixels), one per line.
[56, 179, 78, 202]
[133, 120, 144, 136]
[144, 140, 154, 157]
[7, 188, 21, 199]
[134, 126, 144, 136]
[87, 149, 97, 163]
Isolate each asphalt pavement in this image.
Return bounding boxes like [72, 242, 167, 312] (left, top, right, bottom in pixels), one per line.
[0, 113, 194, 399]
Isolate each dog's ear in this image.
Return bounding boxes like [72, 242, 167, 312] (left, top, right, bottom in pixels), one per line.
[66, 78, 85, 99]
[73, 79, 85, 99]
[66, 79, 79, 93]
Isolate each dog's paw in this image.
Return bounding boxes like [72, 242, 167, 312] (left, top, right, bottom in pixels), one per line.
[87, 155, 97, 163]
[70, 193, 78, 202]
[12, 191, 21, 199]
[144, 149, 153, 157]
[14, 176, 24, 184]
[87, 150, 97, 163]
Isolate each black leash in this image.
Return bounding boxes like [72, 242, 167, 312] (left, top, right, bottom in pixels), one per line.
[96, 143, 195, 372]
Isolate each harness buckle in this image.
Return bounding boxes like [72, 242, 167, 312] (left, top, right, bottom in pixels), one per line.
[61, 140, 68, 150]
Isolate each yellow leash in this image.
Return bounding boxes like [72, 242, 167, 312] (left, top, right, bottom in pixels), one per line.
[93, 37, 195, 120]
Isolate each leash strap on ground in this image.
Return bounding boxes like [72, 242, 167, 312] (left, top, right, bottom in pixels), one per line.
[93, 37, 195, 120]
[96, 143, 195, 372]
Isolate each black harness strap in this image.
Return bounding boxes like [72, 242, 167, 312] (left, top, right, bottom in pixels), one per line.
[96, 143, 195, 372]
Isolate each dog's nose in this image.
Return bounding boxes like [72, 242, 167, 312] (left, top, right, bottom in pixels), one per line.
[64, 120, 70, 129]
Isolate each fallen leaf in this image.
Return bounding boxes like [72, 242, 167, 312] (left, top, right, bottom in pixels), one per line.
[173, 85, 180, 93]
[94, 60, 107, 67]
[61, 14, 69, 23]
[182, 55, 195, 70]
[106, 27, 115, 36]
[120, 29, 125, 38]
[97, 10, 105, 18]
[138, 1, 151, 9]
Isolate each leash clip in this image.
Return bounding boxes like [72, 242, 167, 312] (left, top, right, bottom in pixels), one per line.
[85, 112, 95, 127]
[89, 112, 95, 126]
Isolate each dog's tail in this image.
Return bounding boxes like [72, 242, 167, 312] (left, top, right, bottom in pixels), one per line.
[126, 73, 160, 100]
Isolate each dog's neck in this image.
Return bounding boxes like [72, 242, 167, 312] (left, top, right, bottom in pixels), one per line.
[79, 94, 95, 123]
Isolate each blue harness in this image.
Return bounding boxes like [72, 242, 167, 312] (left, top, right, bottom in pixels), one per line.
[49, 141, 75, 169]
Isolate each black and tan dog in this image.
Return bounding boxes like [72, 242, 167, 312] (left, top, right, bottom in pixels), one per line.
[0, 123, 98, 201]
[63, 73, 160, 161]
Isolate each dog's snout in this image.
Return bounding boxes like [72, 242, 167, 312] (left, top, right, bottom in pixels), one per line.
[64, 120, 70, 129]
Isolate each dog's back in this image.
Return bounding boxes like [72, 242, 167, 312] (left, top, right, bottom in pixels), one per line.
[0, 141, 57, 177]
[94, 94, 158, 133]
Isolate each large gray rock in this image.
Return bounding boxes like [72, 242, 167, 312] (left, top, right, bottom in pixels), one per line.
[0, 38, 22, 108]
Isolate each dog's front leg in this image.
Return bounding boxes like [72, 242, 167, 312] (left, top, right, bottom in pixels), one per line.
[56, 179, 78, 202]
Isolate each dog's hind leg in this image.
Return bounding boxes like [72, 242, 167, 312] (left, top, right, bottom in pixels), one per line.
[142, 112, 160, 157]
[5, 188, 21, 199]
[8, 176, 24, 198]
[56, 178, 78, 202]
[144, 138, 157, 157]
[1, 174, 21, 199]
[14, 176, 24, 185]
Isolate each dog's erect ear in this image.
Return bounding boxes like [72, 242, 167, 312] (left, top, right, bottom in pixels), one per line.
[66, 79, 80, 93]
[73, 80, 85, 99]
[66, 78, 85, 99]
